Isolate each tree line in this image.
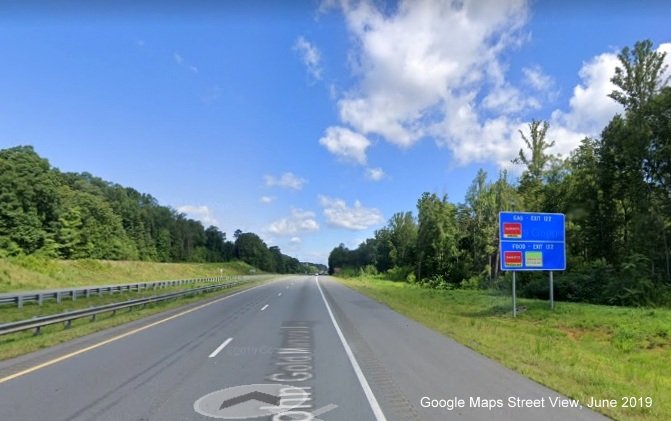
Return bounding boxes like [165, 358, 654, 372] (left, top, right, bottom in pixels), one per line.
[0, 146, 323, 274]
[328, 40, 671, 307]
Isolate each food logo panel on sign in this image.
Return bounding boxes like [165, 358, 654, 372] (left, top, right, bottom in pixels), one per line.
[504, 251, 522, 267]
[525, 251, 543, 267]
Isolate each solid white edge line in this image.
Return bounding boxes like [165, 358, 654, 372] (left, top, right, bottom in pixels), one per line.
[316, 278, 387, 421]
[261, 304, 269, 311]
[209, 337, 233, 358]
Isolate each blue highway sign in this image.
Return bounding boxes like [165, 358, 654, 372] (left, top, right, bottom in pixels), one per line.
[499, 212, 566, 271]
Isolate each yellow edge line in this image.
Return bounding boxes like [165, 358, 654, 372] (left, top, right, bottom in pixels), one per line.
[0, 281, 270, 384]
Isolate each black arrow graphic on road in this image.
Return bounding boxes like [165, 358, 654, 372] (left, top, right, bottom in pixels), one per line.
[219, 391, 282, 410]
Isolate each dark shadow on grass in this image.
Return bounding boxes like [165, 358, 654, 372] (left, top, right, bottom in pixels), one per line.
[456, 304, 512, 318]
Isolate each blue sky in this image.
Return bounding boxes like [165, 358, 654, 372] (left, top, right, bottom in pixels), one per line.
[1, 0, 669, 265]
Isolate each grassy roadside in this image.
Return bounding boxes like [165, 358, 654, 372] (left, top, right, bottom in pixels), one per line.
[0, 278, 273, 362]
[337, 275, 671, 421]
[0, 256, 255, 292]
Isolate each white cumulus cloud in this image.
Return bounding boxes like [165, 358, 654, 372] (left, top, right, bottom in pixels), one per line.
[546, 42, 671, 158]
[319, 126, 371, 165]
[318, 195, 384, 230]
[320, 2, 669, 170]
[326, 0, 530, 153]
[552, 52, 624, 136]
[290, 237, 302, 244]
[365, 167, 385, 181]
[294, 36, 323, 81]
[267, 208, 320, 236]
[264, 172, 307, 190]
[260, 196, 276, 204]
[177, 205, 218, 227]
[659, 43, 671, 83]
[523, 65, 554, 91]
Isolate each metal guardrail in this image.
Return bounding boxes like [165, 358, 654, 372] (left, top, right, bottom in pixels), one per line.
[0, 276, 246, 308]
[0, 278, 260, 336]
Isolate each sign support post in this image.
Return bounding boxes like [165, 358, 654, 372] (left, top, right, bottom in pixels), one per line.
[513, 272, 517, 317]
[550, 271, 554, 310]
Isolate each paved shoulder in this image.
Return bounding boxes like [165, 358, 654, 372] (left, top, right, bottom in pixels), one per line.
[319, 276, 612, 421]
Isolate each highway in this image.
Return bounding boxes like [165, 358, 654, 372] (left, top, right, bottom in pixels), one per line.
[0, 276, 611, 420]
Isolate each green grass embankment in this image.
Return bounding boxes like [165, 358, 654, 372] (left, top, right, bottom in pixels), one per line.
[0, 256, 255, 291]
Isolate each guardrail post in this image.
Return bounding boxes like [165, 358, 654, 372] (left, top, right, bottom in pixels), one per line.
[33, 316, 42, 336]
[72, 290, 76, 302]
[17, 295, 23, 308]
[64, 320, 71, 329]
[56, 291, 61, 304]
[38, 293, 43, 306]
[86, 289, 91, 299]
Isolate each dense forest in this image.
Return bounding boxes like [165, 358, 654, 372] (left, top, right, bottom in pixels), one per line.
[328, 40, 671, 307]
[0, 146, 324, 275]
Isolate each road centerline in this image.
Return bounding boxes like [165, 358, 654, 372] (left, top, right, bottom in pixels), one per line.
[209, 337, 233, 358]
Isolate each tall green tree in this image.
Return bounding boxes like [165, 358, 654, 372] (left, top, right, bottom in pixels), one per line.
[512, 120, 558, 211]
[234, 232, 269, 269]
[204, 226, 227, 262]
[387, 212, 417, 268]
[644, 87, 671, 197]
[372, 228, 394, 272]
[465, 169, 496, 279]
[609, 39, 669, 115]
[268, 246, 285, 273]
[0, 146, 60, 255]
[416, 193, 459, 282]
[327, 243, 349, 274]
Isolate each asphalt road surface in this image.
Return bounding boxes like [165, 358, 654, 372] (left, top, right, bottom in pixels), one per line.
[0, 275, 612, 420]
